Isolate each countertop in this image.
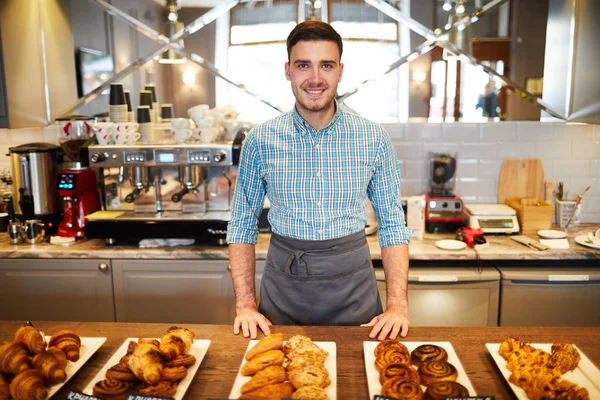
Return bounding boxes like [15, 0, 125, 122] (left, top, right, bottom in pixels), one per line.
[0, 321, 598, 399]
[0, 224, 598, 261]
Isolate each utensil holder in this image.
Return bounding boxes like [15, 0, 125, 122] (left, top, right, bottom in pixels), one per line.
[556, 199, 581, 228]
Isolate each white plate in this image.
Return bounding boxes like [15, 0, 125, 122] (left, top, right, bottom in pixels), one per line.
[538, 229, 568, 239]
[229, 340, 336, 399]
[486, 343, 600, 399]
[363, 341, 476, 397]
[435, 240, 467, 251]
[575, 235, 600, 250]
[82, 338, 210, 400]
[45, 336, 106, 399]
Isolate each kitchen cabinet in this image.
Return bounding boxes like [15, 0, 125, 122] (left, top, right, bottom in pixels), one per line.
[111, 260, 235, 324]
[376, 263, 500, 327]
[0, 259, 114, 321]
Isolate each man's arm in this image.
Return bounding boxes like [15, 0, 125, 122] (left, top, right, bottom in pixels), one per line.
[230, 243, 272, 339]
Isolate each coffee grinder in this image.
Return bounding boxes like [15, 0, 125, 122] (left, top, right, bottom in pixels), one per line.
[425, 153, 465, 233]
[56, 124, 100, 237]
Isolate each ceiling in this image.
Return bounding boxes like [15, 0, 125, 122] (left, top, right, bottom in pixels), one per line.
[151, 0, 226, 7]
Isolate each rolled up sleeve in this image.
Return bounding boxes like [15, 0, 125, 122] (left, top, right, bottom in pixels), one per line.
[367, 129, 412, 248]
[227, 132, 266, 244]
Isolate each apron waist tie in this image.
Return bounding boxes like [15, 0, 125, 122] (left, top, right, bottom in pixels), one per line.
[285, 251, 308, 276]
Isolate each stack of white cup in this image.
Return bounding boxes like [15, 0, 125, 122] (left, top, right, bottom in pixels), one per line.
[188, 105, 216, 143]
[93, 122, 140, 145]
[171, 118, 194, 144]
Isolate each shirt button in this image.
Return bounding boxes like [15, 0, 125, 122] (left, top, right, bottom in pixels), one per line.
[316, 172, 321, 177]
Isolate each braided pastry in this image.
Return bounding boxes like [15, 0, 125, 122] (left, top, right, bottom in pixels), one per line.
[48, 330, 81, 362]
[379, 363, 420, 385]
[410, 345, 448, 367]
[105, 362, 138, 382]
[0, 342, 31, 375]
[375, 346, 412, 372]
[418, 361, 458, 386]
[92, 378, 130, 400]
[548, 343, 580, 374]
[31, 350, 67, 385]
[9, 369, 47, 400]
[14, 326, 46, 355]
[381, 377, 423, 400]
[0, 373, 10, 400]
[165, 353, 196, 368]
[424, 381, 469, 400]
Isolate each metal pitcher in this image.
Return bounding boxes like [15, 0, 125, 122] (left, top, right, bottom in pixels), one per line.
[23, 219, 45, 244]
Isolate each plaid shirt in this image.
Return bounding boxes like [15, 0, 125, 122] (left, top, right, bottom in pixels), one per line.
[227, 105, 412, 248]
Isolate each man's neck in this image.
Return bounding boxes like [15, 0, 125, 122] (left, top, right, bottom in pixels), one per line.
[296, 102, 336, 131]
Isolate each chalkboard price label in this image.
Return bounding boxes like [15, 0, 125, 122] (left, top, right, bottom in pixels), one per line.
[374, 397, 494, 400]
[65, 390, 103, 400]
[126, 395, 174, 400]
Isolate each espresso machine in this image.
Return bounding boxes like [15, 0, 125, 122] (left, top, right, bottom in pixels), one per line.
[82, 138, 243, 245]
[424, 153, 465, 233]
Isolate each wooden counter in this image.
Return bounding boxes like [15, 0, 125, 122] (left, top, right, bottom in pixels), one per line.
[1, 321, 598, 399]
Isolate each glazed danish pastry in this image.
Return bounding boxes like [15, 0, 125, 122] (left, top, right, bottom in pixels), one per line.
[375, 347, 412, 372]
[381, 377, 423, 400]
[375, 340, 409, 359]
[410, 344, 448, 367]
[417, 361, 458, 386]
[379, 363, 420, 385]
[424, 381, 469, 400]
[105, 362, 138, 382]
[92, 378, 130, 400]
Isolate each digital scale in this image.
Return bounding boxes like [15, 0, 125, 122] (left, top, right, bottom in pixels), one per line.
[465, 204, 519, 234]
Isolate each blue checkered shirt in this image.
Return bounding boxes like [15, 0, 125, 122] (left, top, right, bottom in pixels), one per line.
[227, 105, 412, 248]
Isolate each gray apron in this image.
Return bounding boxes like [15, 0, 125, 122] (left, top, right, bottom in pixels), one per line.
[259, 230, 383, 326]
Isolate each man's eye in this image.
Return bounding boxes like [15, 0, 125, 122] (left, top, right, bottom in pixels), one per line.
[322, 64, 333, 69]
[298, 64, 308, 69]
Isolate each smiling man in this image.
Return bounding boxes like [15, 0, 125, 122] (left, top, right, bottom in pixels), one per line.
[227, 21, 412, 341]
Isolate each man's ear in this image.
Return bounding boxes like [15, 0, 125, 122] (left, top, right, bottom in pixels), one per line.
[339, 62, 344, 82]
[285, 61, 291, 81]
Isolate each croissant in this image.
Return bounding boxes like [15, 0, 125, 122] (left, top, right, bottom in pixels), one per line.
[47, 346, 68, 368]
[127, 341, 164, 385]
[0, 373, 9, 400]
[48, 330, 81, 362]
[159, 326, 195, 361]
[9, 369, 47, 400]
[0, 342, 31, 375]
[32, 350, 67, 385]
[14, 326, 46, 355]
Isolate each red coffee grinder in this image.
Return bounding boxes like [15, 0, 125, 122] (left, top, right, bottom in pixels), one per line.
[425, 153, 465, 233]
[56, 123, 100, 237]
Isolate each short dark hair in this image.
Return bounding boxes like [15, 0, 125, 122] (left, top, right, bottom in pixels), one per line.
[286, 20, 343, 61]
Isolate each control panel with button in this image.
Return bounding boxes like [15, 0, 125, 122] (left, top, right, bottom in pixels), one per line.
[124, 152, 146, 163]
[189, 151, 211, 163]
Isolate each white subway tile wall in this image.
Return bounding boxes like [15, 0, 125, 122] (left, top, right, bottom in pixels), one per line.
[384, 122, 600, 223]
[1, 123, 599, 222]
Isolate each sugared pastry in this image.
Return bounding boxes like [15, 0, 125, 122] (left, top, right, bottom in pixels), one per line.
[14, 326, 46, 355]
[283, 335, 328, 362]
[410, 344, 448, 367]
[9, 369, 48, 400]
[418, 361, 458, 386]
[105, 362, 138, 382]
[291, 385, 329, 400]
[287, 363, 330, 389]
[241, 365, 286, 394]
[241, 350, 285, 376]
[246, 333, 284, 360]
[240, 382, 294, 399]
[424, 381, 469, 400]
[92, 378, 130, 400]
[375, 346, 412, 372]
[48, 330, 81, 362]
[380, 363, 420, 385]
[381, 377, 424, 400]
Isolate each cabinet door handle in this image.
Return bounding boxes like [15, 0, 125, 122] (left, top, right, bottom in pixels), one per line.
[98, 263, 109, 272]
[227, 264, 232, 271]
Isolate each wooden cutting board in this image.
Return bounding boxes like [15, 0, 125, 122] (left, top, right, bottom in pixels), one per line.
[498, 159, 545, 203]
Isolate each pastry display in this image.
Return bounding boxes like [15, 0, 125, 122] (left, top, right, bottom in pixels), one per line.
[0, 325, 83, 399]
[379, 363, 420, 385]
[381, 376, 423, 400]
[498, 337, 589, 400]
[417, 361, 458, 386]
[410, 344, 448, 367]
[237, 333, 331, 400]
[424, 381, 469, 400]
[88, 326, 199, 399]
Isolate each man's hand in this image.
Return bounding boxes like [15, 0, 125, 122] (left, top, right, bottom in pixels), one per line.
[233, 307, 273, 339]
[362, 304, 409, 341]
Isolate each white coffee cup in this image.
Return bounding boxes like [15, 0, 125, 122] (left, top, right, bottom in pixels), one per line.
[172, 118, 193, 130]
[187, 104, 210, 123]
[172, 129, 192, 144]
[114, 130, 140, 145]
[125, 131, 141, 145]
[93, 123, 114, 145]
[196, 116, 214, 128]
[194, 127, 214, 144]
[112, 123, 138, 137]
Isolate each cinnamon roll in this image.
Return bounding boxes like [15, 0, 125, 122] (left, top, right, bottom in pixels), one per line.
[105, 362, 138, 382]
[165, 353, 197, 368]
[410, 345, 448, 367]
[381, 377, 424, 400]
[375, 340, 409, 358]
[424, 381, 469, 400]
[418, 361, 458, 386]
[375, 347, 412, 372]
[380, 363, 420, 386]
[92, 378, 130, 400]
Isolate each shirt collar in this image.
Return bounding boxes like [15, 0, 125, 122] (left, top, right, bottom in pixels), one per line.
[292, 99, 343, 136]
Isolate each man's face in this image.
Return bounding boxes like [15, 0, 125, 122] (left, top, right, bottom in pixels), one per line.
[285, 40, 344, 115]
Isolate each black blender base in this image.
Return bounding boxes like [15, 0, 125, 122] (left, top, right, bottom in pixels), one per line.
[426, 221, 465, 234]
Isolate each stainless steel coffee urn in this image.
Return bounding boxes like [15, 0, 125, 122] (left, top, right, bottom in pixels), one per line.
[8, 143, 62, 233]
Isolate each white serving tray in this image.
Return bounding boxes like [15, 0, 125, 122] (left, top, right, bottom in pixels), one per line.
[46, 336, 107, 399]
[229, 340, 337, 399]
[486, 343, 600, 399]
[82, 338, 211, 400]
[363, 341, 476, 397]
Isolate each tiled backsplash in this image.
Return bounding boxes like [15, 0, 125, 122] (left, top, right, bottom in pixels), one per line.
[1, 122, 599, 222]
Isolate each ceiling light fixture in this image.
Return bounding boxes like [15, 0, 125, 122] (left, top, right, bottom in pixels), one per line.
[455, 0, 466, 14]
[314, 0, 322, 9]
[166, 0, 180, 22]
[442, 0, 452, 12]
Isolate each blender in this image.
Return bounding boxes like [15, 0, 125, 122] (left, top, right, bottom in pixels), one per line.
[424, 153, 465, 233]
